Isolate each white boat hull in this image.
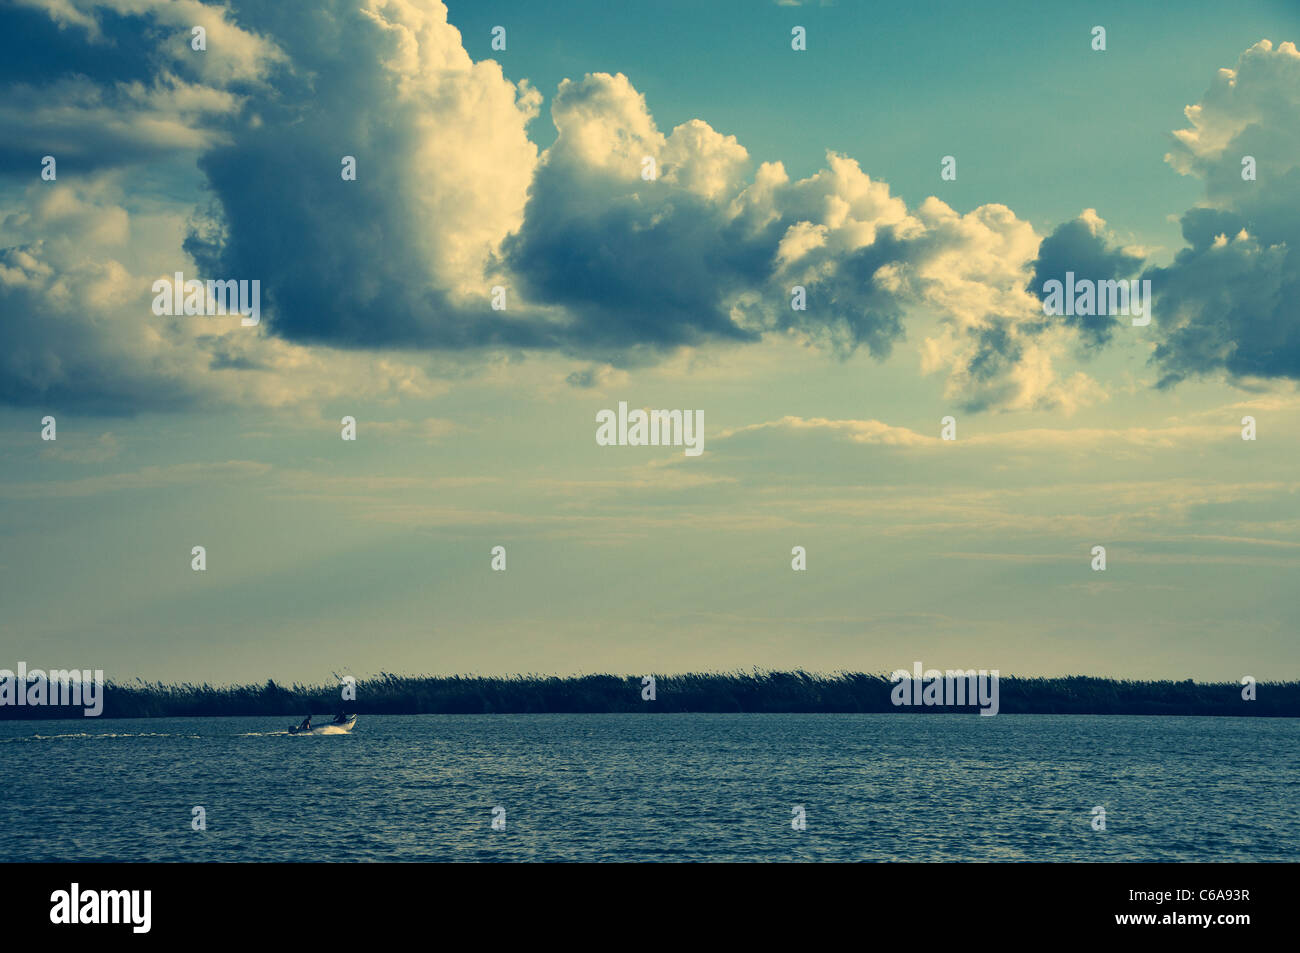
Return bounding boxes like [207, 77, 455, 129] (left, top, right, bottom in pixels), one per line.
[288, 716, 356, 735]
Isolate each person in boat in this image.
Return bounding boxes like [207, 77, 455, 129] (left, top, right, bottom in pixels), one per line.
[297, 714, 312, 732]
[332, 712, 349, 725]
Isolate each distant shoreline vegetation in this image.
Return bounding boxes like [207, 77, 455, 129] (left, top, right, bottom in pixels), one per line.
[0, 672, 1296, 719]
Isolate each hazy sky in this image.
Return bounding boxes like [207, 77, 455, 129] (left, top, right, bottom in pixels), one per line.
[2, 0, 1298, 683]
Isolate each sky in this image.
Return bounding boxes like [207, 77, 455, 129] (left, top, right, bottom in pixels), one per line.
[1, 0, 1298, 684]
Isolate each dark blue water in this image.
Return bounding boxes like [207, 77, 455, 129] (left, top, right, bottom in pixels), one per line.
[1, 713, 1296, 861]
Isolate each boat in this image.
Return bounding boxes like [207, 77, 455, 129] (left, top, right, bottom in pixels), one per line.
[288, 715, 357, 735]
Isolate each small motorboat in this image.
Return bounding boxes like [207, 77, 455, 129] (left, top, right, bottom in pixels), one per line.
[288, 715, 356, 735]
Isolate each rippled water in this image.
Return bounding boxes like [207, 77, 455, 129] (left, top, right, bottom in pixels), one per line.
[1, 713, 1296, 861]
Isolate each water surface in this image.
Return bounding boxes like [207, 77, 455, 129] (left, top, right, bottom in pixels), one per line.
[1, 713, 1295, 861]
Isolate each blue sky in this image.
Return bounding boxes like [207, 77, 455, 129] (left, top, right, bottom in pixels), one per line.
[1, 0, 1298, 684]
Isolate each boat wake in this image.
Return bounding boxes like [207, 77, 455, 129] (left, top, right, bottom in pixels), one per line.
[3, 718, 357, 741]
[2, 732, 203, 742]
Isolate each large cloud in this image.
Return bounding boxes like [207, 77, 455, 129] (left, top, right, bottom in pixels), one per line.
[1147, 40, 1300, 386]
[14, 0, 285, 85]
[505, 73, 1089, 410]
[1, 0, 283, 175]
[1029, 209, 1145, 349]
[0, 0, 537, 411]
[2, 0, 1163, 414]
[185, 0, 547, 349]
[0, 177, 446, 412]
